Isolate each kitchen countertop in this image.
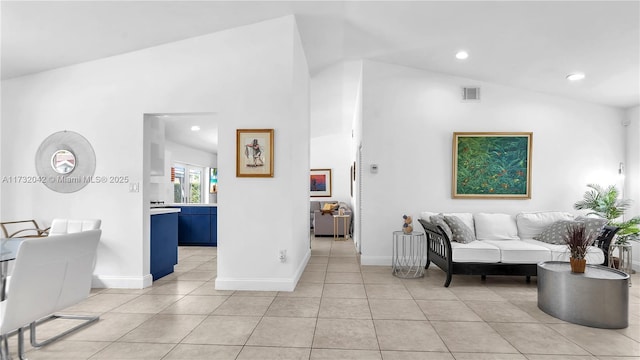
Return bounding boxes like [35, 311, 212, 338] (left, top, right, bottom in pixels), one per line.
[150, 208, 181, 215]
[162, 203, 217, 207]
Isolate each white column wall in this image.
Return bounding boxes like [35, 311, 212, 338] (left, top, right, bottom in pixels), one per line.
[360, 60, 627, 265]
[625, 106, 640, 220]
[310, 61, 363, 204]
[1, 16, 310, 289]
[625, 105, 640, 271]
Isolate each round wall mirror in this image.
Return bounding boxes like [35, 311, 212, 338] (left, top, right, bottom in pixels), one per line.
[50, 149, 76, 174]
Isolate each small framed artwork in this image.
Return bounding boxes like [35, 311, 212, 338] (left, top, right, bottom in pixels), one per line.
[209, 168, 218, 193]
[236, 129, 274, 177]
[350, 165, 353, 197]
[310, 168, 332, 197]
[452, 132, 532, 199]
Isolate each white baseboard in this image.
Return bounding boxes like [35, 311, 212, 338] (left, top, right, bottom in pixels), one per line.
[215, 277, 296, 291]
[360, 255, 392, 266]
[215, 249, 311, 292]
[293, 248, 311, 284]
[92, 274, 153, 289]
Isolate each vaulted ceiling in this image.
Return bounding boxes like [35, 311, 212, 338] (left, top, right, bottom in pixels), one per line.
[2, 1, 638, 109]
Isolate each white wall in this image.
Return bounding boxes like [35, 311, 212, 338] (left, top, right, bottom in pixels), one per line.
[149, 140, 217, 204]
[359, 60, 627, 265]
[214, 17, 310, 291]
[1, 16, 310, 290]
[310, 61, 362, 203]
[625, 105, 640, 271]
[351, 64, 364, 251]
[625, 106, 640, 219]
[167, 140, 217, 168]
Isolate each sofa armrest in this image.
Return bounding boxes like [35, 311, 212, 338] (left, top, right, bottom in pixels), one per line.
[418, 218, 454, 286]
[595, 225, 620, 266]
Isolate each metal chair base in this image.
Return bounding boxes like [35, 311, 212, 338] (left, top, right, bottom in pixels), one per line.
[1, 327, 27, 360]
[30, 314, 99, 348]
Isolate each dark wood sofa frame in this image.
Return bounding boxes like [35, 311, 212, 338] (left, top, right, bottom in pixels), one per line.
[417, 219, 619, 287]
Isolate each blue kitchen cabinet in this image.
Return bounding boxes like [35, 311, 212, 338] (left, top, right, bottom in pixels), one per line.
[150, 212, 178, 280]
[210, 206, 218, 246]
[191, 214, 211, 244]
[178, 209, 192, 244]
[177, 206, 217, 246]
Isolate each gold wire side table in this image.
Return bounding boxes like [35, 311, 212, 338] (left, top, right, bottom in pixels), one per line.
[332, 215, 350, 240]
[392, 231, 426, 278]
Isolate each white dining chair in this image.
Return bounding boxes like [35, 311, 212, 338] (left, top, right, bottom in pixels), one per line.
[0, 229, 101, 359]
[47, 219, 101, 236]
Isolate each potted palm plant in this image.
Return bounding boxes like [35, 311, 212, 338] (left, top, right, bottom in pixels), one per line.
[574, 184, 640, 244]
[565, 223, 597, 273]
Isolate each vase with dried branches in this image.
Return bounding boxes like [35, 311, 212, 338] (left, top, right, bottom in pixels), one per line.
[564, 222, 598, 273]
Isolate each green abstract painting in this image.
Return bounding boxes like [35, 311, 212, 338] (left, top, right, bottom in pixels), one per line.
[453, 132, 532, 199]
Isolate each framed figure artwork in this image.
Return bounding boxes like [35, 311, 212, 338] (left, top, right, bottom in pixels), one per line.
[236, 129, 274, 177]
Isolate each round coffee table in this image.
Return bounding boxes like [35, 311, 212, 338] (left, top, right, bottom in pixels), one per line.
[537, 261, 629, 329]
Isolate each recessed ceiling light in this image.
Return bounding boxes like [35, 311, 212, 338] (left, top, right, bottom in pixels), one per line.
[566, 73, 585, 81]
[191, 125, 201, 131]
[455, 51, 469, 60]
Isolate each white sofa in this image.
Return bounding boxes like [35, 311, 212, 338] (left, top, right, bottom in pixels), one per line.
[418, 211, 617, 287]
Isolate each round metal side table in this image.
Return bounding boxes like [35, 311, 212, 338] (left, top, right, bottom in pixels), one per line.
[392, 231, 426, 278]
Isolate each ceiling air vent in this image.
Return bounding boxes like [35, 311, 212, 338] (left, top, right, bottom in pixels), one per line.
[462, 87, 480, 101]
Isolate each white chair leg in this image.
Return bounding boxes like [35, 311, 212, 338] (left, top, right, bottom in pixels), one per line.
[29, 314, 99, 348]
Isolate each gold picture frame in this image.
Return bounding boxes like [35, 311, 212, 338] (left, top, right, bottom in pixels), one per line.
[310, 168, 332, 197]
[452, 132, 532, 199]
[236, 129, 274, 177]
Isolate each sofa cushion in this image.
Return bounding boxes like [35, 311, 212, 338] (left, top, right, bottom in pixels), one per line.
[474, 213, 519, 240]
[429, 214, 453, 240]
[484, 240, 552, 264]
[444, 215, 476, 244]
[523, 239, 605, 264]
[516, 211, 574, 240]
[450, 241, 501, 263]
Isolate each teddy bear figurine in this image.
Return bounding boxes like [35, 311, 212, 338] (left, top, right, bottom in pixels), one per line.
[402, 214, 413, 234]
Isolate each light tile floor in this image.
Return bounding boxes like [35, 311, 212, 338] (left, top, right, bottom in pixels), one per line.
[6, 235, 640, 359]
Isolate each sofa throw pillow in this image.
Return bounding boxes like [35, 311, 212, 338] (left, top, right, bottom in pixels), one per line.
[322, 203, 338, 211]
[443, 215, 476, 244]
[534, 217, 608, 245]
[429, 214, 453, 240]
[575, 216, 608, 238]
[443, 212, 475, 233]
[533, 220, 577, 244]
[516, 211, 574, 239]
[321, 202, 338, 215]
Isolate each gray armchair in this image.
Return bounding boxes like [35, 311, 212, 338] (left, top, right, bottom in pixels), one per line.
[312, 202, 352, 236]
[310, 201, 321, 228]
